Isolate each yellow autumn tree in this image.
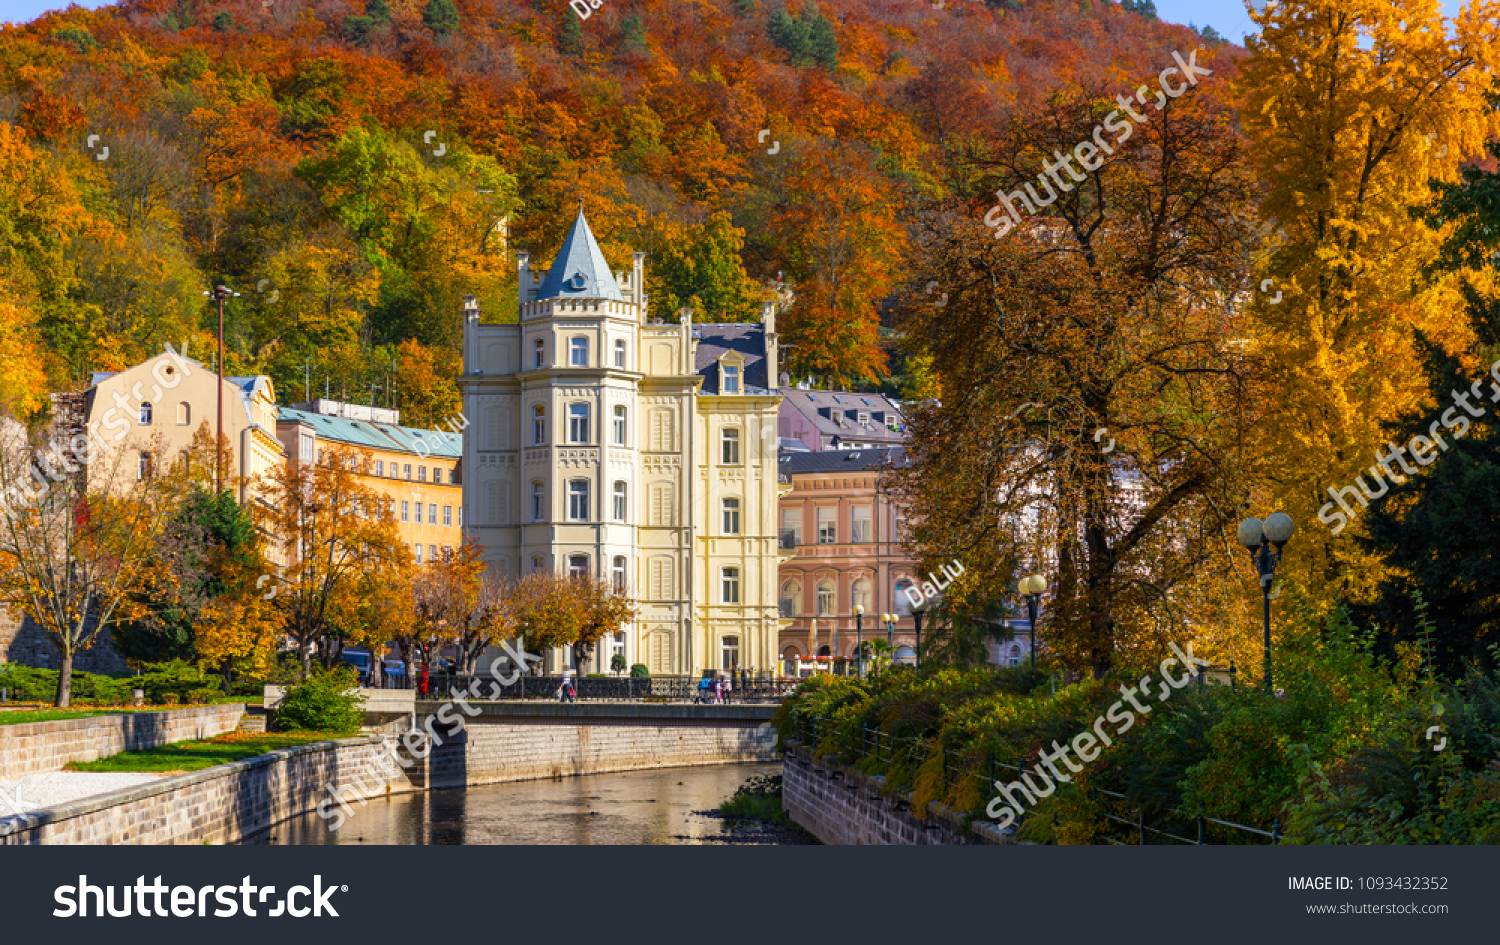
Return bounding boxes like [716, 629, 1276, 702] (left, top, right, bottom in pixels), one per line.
[1239, 0, 1500, 601]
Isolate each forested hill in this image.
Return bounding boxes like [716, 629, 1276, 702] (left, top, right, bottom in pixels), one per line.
[0, 0, 1229, 424]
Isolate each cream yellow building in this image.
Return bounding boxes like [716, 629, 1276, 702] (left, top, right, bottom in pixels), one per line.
[274, 400, 465, 560]
[458, 210, 787, 675]
[82, 350, 285, 503]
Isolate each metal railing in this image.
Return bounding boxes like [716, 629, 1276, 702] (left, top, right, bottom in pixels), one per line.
[387, 670, 799, 704]
[778, 530, 798, 550]
[792, 708, 1278, 845]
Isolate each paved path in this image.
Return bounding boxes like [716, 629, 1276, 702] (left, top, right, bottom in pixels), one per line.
[0, 771, 163, 817]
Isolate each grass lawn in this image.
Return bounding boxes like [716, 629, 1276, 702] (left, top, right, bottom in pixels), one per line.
[67, 731, 349, 774]
[0, 708, 123, 726]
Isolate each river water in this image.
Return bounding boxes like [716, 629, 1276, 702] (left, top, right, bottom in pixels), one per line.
[258, 762, 793, 845]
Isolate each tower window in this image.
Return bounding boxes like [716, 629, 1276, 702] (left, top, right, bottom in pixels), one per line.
[570, 337, 589, 367]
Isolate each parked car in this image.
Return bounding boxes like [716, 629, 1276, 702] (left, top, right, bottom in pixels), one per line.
[341, 649, 372, 684]
[383, 660, 406, 677]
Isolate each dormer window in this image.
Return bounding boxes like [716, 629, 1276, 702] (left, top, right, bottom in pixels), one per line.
[567, 272, 587, 291]
[722, 364, 740, 394]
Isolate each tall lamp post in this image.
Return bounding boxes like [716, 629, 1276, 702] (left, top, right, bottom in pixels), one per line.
[854, 604, 865, 678]
[1019, 574, 1047, 670]
[1238, 512, 1295, 692]
[201, 285, 240, 493]
[911, 601, 925, 669]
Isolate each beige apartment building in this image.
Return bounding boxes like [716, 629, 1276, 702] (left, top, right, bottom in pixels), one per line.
[81, 350, 285, 502]
[274, 400, 465, 561]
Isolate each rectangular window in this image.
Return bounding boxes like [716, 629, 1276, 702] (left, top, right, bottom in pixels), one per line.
[404, 464, 412, 480]
[138, 452, 153, 480]
[534, 338, 545, 368]
[429, 544, 437, 562]
[419, 466, 427, 483]
[723, 364, 740, 394]
[570, 337, 588, 366]
[401, 501, 410, 523]
[851, 506, 871, 543]
[818, 507, 836, 544]
[782, 509, 802, 545]
[613, 482, 627, 522]
[568, 554, 588, 578]
[415, 544, 423, 564]
[721, 567, 740, 604]
[722, 498, 740, 535]
[614, 340, 626, 369]
[721, 428, 740, 465]
[443, 505, 453, 527]
[721, 635, 740, 671]
[415, 503, 423, 525]
[429, 503, 437, 525]
[375, 460, 384, 477]
[569, 404, 590, 443]
[531, 555, 543, 571]
[612, 405, 626, 446]
[568, 480, 589, 521]
[532, 482, 545, 522]
[457, 507, 463, 529]
[613, 556, 626, 593]
[533, 406, 546, 445]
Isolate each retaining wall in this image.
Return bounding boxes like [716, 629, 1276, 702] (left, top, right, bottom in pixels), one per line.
[0, 704, 246, 781]
[411, 701, 780, 789]
[782, 746, 1014, 845]
[0, 736, 411, 845]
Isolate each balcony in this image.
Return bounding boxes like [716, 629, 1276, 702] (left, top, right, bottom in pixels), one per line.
[778, 600, 796, 618]
[777, 530, 798, 550]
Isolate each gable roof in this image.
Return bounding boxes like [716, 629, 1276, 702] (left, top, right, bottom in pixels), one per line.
[777, 446, 908, 474]
[694, 324, 771, 394]
[534, 209, 625, 302]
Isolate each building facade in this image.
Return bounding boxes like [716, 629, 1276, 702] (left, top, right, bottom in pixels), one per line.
[81, 351, 284, 504]
[274, 400, 464, 559]
[458, 210, 785, 675]
[775, 448, 923, 667]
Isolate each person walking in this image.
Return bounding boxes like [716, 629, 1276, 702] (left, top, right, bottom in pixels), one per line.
[559, 672, 577, 703]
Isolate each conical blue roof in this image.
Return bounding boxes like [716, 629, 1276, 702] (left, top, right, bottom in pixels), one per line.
[535, 209, 625, 302]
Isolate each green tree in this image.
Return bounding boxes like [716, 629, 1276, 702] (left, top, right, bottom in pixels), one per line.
[804, 2, 838, 71]
[767, 0, 811, 65]
[422, 0, 460, 35]
[212, 11, 234, 32]
[559, 11, 586, 56]
[649, 213, 764, 322]
[620, 14, 648, 54]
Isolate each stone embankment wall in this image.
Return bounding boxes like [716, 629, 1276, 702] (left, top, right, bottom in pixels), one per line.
[0, 704, 246, 781]
[0, 736, 410, 845]
[782, 746, 1014, 845]
[411, 702, 780, 789]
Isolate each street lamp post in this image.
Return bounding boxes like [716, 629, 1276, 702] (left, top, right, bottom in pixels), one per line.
[912, 605, 924, 669]
[1238, 513, 1295, 692]
[854, 604, 865, 678]
[201, 285, 240, 494]
[882, 612, 894, 647]
[1019, 574, 1047, 671]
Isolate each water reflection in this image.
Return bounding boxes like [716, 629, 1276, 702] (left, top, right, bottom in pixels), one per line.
[257, 762, 784, 846]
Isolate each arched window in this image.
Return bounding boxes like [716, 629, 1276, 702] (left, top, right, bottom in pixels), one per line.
[568, 403, 590, 443]
[722, 497, 740, 535]
[817, 580, 835, 617]
[569, 337, 589, 366]
[568, 479, 590, 521]
[139, 402, 153, 425]
[612, 481, 627, 522]
[852, 578, 871, 612]
[612, 405, 627, 445]
[568, 554, 589, 578]
[532, 405, 547, 445]
[779, 580, 801, 617]
[177, 402, 190, 425]
[895, 579, 914, 613]
[533, 338, 545, 368]
[721, 427, 740, 464]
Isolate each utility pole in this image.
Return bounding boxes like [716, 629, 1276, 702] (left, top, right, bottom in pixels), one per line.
[201, 285, 240, 493]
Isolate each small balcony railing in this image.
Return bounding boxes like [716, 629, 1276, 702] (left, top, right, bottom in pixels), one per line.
[777, 530, 798, 550]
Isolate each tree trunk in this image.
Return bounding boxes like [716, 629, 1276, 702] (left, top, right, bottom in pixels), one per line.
[298, 639, 311, 680]
[55, 652, 73, 708]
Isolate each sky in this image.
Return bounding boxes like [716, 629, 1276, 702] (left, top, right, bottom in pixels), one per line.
[0, 0, 1471, 45]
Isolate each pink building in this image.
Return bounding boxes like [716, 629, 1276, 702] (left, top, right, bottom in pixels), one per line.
[776, 447, 923, 669]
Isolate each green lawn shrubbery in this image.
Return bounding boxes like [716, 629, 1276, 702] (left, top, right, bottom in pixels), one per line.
[0, 660, 235, 706]
[271, 667, 363, 735]
[775, 605, 1500, 844]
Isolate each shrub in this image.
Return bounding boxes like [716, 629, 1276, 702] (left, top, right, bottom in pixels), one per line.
[272, 668, 363, 735]
[629, 663, 650, 678]
[160, 693, 179, 706]
[611, 653, 627, 674]
[186, 688, 220, 705]
[137, 660, 215, 704]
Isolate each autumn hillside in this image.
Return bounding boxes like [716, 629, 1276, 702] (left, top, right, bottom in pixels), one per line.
[0, 0, 1228, 422]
